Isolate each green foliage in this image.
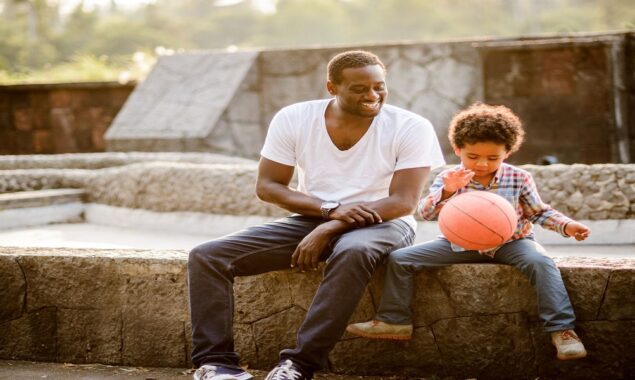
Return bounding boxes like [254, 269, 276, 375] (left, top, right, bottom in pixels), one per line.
[1, 0, 634, 84]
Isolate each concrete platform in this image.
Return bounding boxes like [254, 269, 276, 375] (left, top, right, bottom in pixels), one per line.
[0, 360, 422, 380]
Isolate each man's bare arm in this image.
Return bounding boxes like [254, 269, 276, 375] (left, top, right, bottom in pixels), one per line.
[292, 166, 431, 270]
[255, 157, 324, 217]
[256, 157, 380, 224]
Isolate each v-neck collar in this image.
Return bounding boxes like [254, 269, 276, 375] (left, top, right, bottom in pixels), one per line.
[321, 98, 378, 154]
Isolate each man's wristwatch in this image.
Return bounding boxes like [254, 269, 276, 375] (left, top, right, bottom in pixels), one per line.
[320, 200, 340, 220]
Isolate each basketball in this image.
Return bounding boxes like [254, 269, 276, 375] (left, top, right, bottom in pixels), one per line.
[438, 191, 518, 251]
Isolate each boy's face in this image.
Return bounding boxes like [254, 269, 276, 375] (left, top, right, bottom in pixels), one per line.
[454, 142, 510, 181]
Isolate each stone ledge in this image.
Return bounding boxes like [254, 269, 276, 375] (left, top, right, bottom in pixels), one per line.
[0, 189, 86, 210]
[0, 247, 633, 379]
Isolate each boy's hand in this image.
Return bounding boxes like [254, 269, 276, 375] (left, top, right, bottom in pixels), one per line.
[565, 221, 590, 241]
[442, 168, 475, 194]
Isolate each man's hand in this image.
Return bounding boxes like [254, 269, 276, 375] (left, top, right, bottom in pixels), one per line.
[565, 221, 590, 241]
[329, 203, 382, 227]
[291, 224, 335, 271]
[442, 168, 474, 194]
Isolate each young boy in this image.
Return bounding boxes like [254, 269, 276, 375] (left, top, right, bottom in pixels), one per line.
[346, 103, 590, 361]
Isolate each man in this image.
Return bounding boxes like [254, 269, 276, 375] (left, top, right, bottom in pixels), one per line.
[188, 50, 445, 380]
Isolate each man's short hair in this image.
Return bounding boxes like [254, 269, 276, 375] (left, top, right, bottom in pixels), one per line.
[327, 50, 386, 84]
[448, 103, 525, 153]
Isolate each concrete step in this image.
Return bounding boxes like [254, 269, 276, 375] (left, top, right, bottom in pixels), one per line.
[0, 189, 86, 229]
[0, 188, 86, 210]
[0, 360, 425, 380]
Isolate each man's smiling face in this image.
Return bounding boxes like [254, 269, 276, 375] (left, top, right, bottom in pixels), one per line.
[328, 64, 387, 118]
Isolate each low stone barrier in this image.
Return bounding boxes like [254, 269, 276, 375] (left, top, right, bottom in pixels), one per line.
[1, 247, 633, 379]
[1, 159, 634, 220]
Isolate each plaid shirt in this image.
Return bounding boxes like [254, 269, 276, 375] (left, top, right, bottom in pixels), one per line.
[418, 163, 572, 256]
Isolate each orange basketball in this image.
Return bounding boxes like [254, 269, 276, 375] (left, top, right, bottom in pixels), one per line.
[438, 191, 518, 251]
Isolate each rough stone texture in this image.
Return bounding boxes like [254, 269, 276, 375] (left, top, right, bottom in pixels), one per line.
[0, 307, 57, 362]
[84, 162, 285, 216]
[432, 313, 535, 379]
[0, 152, 255, 170]
[0, 248, 633, 379]
[1, 160, 634, 220]
[332, 326, 443, 376]
[105, 52, 259, 154]
[597, 268, 635, 320]
[0, 255, 25, 322]
[56, 308, 122, 364]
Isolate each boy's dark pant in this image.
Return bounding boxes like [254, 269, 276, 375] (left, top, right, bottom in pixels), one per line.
[188, 214, 414, 373]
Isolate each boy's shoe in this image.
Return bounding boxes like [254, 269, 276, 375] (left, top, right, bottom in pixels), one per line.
[346, 320, 413, 340]
[551, 329, 587, 360]
[264, 359, 311, 380]
[193, 364, 254, 380]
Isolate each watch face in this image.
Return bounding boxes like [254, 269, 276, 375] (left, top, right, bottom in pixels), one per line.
[322, 201, 339, 209]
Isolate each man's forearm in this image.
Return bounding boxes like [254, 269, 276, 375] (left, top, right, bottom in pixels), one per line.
[364, 194, 419, 222]
[257, 181, 323, 217]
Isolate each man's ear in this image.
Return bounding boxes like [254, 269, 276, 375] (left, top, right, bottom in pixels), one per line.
[504, 151, 512, 160]
[326, 80, 337, 96]
[453, 147, 461, 156]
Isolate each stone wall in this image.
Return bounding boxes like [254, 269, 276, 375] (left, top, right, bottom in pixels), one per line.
[0, 82, 134, 154]
[1, 154, 633, 220]
[104, 32, 634, 165]
[1, 248, 633, 379]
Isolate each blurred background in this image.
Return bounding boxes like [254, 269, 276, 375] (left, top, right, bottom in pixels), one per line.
[1, 0, 634, 84]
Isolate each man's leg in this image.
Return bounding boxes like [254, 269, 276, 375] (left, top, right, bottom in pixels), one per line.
[188, 215, 321, 369]
[279, 219, 415, 374]
[493, 238, 576, 332]
[376, 238, 489, 325]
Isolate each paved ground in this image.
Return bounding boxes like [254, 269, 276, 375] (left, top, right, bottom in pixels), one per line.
[0, 360, 430, 380]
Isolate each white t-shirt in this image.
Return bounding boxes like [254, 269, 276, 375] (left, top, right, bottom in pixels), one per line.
[260, 99, 445, 230]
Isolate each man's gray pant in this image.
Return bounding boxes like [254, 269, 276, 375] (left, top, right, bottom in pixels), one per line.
[375, 237, 576, 332]
[187, 215, 415, 373]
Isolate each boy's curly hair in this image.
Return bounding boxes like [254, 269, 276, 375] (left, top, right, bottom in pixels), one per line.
[327, 50, 385, 84]
[448, 103, 525, 153]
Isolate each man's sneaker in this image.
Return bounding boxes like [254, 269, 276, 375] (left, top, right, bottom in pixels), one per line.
[551, 329, 587, 360]
[264, 359, 310, 380]
[346, 320, 413, 340]
[193, 364, 254, 380]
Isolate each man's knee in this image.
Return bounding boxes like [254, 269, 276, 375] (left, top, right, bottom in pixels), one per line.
[328, 240, 383, 267]
[188, 241, 225, 269]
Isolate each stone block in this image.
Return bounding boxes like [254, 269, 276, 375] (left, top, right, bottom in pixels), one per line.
[252, 306, 306, 369]
[559, 266, 610, 321]
[13, 108, 31, 132]
[57, 308, 122, 364]
[234, 323, 257, 367]
[598, 268, 635, 320]
[120, 262, 189, 367]
[0, 255, 25, 323]
[235, 271, 293, 324]
[436, 264, 538, 320]
[18, 256, 126, 311]
[106, 51, 258, 150]
[432, 313, 535, 379]
[0, 307, 57, 362]
[331, 326, 442, 376]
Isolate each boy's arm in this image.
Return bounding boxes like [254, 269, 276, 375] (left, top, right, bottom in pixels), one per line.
[519, 173, 573, 237]
[417, 173, 447, 221]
